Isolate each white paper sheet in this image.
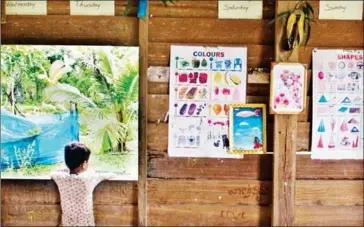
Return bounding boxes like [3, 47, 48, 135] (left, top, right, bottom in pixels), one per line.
[319, 1, 363, 20]
[6, 0, 47, 15]
[168, 46, 247, 158]
[70, 0, 115, 16]
[218, 0, 263, 19]
[312, 49, 363, 159]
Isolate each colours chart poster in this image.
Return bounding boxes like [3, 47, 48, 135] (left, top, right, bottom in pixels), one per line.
[168, 45, 247, 158]
[312, 49, 363, 159]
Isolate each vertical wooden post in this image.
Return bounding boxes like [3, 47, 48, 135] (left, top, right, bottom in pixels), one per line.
[138, 3, 149, 227]
[1, 0, 6, 24]
[272, 1, 298, 226]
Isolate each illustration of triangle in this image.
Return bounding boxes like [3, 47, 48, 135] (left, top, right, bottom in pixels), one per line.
[348, 118, 359, 124]
[319, 95, 327, 103]
[341, 97, 351, 104]
[351, 126, 359, 133]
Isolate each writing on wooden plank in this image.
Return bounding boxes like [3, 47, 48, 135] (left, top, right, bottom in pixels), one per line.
[148, 180, 271, 205]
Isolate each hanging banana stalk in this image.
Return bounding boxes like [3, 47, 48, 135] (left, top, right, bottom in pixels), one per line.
[269, 0, 315, 51]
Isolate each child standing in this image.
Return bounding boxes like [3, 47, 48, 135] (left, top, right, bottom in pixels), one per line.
[52, 142, 115, 226]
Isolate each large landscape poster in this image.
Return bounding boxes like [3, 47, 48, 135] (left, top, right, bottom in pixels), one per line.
[1, 45, 139, 180]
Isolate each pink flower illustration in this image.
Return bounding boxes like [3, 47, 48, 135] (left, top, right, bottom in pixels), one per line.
[283, 99, 289, 105]
[275, 97, 280, 103]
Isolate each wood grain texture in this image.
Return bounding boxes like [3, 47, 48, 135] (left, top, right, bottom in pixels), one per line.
[47, 0, 138, 16]
[149, 43, 274, 68]
[149, 0, 275, 19]
[1, 204, 137, 226]
[148, 180, 272, 206]
[1, 16, 138, 45]
[147, 122, 310, 152]
[1, 180, 137, 205]
[296, 180, 364, 206]
[147, 94, 310, 123]
[149, 18, 274, 45]
[138, 3, 149, 226]
[295, 205, 364, 226]
[148, 204, 271, 226]
[272, 115, 297, 226]
[1, 0, 6, 24]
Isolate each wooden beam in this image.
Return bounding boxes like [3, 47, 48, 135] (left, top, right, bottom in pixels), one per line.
[138, 3, 149, 227]
[272, 1, 299, 226]
[1, 0, 6, 24]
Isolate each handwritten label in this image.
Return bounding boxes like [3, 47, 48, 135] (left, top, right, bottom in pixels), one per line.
[218, 0, 263, 19]
[70, 0, 115, 16]
[220, 210, 246, 219]
[319, 1, 363, 20]
[6, 0, 47, 15]
[228, 185, 269, 201]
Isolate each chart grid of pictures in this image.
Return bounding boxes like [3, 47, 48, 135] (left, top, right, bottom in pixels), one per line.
[311, 49, 363, 160]
[168, 45, 247, 158]
[1, 45, 139, 180]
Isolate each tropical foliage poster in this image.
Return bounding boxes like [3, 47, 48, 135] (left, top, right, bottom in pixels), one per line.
[1, 45, 139, 180]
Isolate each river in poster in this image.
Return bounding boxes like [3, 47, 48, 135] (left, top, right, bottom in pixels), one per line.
[168, 45, 247, 158]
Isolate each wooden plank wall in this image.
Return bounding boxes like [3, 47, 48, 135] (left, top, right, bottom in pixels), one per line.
[1, 0, 363, 226]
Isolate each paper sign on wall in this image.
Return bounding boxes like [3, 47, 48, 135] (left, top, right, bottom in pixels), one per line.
[218, 0, 263, 19]
[168, 45, 247, 158]
[70, 0, 115, 16]
[6, 0, 47, 15]
[311, 49, 363, 160]
[319, 1, 363, 20]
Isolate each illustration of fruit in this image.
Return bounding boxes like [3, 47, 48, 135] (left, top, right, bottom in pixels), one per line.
[192, 59, 200, 68]
[230, 74, 241, 85]
[186, 87, 198, 99]
[179, 73, 188, 83]
[201, 58, 207, 67]
[188, 104, 197, 115]
[199, 73, 208, 84]
[214, 72, 222, 84]
[179, 104, 188, 115]
[213, 104, 222, 115]
[222, 88, 230, 95]
[189, 72, 197, 83]
[224, 72, 230, 85]
[214, 87, 219, 95]
[223, 104, 229, 115]
[178, 87, 188, 99]
[318, 71, 324, 80]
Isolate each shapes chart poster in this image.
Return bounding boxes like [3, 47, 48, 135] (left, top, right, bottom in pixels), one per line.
[312, 49, 363, 159]
[168, 45, 247, 158]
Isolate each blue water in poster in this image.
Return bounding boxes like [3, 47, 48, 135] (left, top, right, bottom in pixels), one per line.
[232, 106, 264, 151]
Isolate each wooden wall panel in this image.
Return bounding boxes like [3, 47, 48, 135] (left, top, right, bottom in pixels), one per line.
[47, 0, 138, 16]
[148, 180, 272, 206]
[1, 16, 138, 45]
[148, 151, 364, 180]
[1, 181, 137, 205]
[1, 204, 137, 226]
[148, 204, 271, 226]
[296, 180, 363, 206]
[149, 18, 274, 45]
[149, 43, 274, 68]
[149, 0, 275, 19]
[295, 205, 363, 226]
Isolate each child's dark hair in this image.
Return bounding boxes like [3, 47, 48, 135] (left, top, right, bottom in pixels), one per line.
[64, 142, 91, 170]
